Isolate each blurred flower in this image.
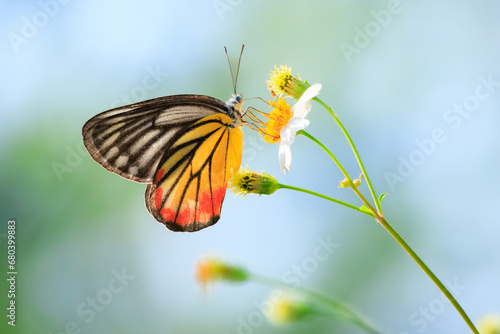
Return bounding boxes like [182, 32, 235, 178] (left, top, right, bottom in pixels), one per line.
[229, 167, 280, 196]
[265, 291, 312, 325]
[195, 256, 248, 289]
[267, 65, 310, 99]
[339, 174, 363, 189]
[478, 314, 500, 334]
[263, 84, 322, 174]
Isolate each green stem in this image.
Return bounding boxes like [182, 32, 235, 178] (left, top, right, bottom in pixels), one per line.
[290, 92, 476, 331]
[298, 130, 376, 213]
[250, 274, 384, 334]
[278, 183, 374, 218]
[375, 216, 479, 334]
[281, 185, 478, 333]
[297, 130, 353, 185]
[313, 97, 382, 214]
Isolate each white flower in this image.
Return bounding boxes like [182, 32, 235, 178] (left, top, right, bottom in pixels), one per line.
[278, 84, 322, 174]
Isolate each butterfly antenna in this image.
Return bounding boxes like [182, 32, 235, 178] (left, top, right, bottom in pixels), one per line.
[234, 44, 245, 94]
[224, 45, 245, 94]
[224, 46, 237, 94]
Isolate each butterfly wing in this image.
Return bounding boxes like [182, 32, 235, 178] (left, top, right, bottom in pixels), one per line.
[82, 95, 226, 183]
[145, 113, 243, 232]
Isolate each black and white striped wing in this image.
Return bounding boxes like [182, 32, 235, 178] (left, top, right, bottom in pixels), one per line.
[82, 95, 230, 183]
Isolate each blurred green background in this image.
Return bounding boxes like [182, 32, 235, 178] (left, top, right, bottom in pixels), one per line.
[1, 1, 499, 333]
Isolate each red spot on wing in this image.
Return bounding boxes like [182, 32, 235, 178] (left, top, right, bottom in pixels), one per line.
[197, 193, 212, 215]
[197, 192, 214, 221]
[155, 168, 165, 183]
[193, 186, 227, 223]
[160, 207, 194, 228]
[154, 188, 163, 210]
[160, 208, 175, 222]
[212, 187, 226, 216]
[176, 207, 193, 227]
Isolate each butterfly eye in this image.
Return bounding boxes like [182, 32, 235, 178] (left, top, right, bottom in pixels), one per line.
[235, 95, 242, 103]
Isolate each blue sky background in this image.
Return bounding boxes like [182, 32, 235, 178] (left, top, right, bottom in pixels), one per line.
[1, 1, 499, 333]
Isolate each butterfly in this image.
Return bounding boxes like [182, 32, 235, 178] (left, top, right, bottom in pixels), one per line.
[82, 47, 246, 232]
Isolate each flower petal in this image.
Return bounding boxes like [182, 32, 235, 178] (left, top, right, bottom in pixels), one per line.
[291, 84, 322, 118]
[280, 117, 310, 146]
[279, 142, 292, 175]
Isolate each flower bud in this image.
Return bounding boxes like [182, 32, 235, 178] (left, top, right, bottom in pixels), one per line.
[195, 256, 248, 288]
[478, 314, 500, 334]
[265, 292, 313, 325]
[229, 168, 280, 196]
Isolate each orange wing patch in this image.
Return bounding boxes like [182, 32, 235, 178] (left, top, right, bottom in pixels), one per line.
[145, 113, 243, 232]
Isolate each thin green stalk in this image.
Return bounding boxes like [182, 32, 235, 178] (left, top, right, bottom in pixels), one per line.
[277, 183, 374, 218]
[297, 130, 353, 185]
[274, 86, 476, 331]
[313, 97, 382, 214]
[250, 274, 384, 334]
[281, 185, 478, 333]
[375, 216, 479, 334]
[297, 130, 376, 213]
[351, 186, 378, 216]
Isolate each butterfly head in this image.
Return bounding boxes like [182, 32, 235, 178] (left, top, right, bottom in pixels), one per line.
[226, 94, 245, 127]
[227, 93, 243, 107]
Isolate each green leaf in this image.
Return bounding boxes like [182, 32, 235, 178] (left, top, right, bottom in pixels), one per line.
[378, 193, 388, 203]
[359, 205, 372, 214]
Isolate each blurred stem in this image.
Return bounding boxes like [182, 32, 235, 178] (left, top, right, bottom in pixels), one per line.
[312, 308, 382, 334]
[313, 97, 382, 214]
[250, 274, 384, 334]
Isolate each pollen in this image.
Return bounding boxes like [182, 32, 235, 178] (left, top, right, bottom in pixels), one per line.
[262, 98, 293, 144]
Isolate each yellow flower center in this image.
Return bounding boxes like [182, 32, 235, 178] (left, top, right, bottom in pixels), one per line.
[267, 65, 293, 96]
[262, 98, 293, 144]
[266, 65, 309, 98]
